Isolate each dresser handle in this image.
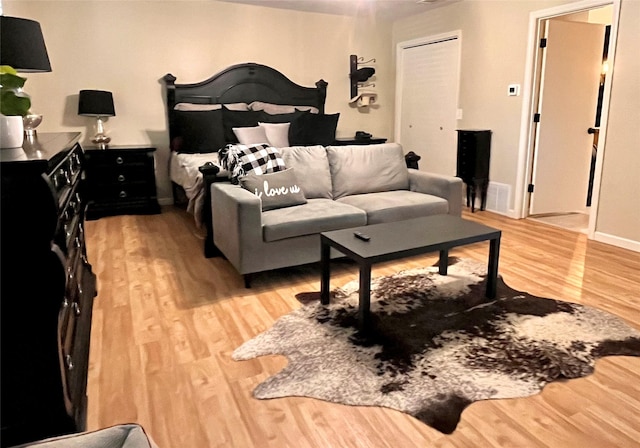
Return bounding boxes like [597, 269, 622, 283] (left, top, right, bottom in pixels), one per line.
[73, 302, 81, 316]
[62, 297, 70, 308]
[116, 156, 124, 165]
[119, 190, 127, 198]
[65, 355, 74, 370]
[74, 236, 81, 249]
[118, 174, 126, 182]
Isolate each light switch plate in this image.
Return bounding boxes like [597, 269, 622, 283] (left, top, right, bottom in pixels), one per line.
[508, 84, 520, 96]
[456, 108, 463, 120]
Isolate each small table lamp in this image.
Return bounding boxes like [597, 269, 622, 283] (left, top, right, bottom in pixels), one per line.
[0, 16, 52, 144]
[78, 90, 116, 148]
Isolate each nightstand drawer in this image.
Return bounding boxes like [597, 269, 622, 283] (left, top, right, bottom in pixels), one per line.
[91, 184, 152, 202]
[84, 150, 150, 167]
[88, 165, 150, 185]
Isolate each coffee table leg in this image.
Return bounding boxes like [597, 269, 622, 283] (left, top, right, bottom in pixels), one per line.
[320, 238, 331, 305]
[439, 249, 449, 275]
[486, 235, 501, 299]
[359, 263, 372, 329]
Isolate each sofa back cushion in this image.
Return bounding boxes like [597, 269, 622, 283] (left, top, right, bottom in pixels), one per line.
[326, 143, 409, 199]
[279, 145, 333, 199]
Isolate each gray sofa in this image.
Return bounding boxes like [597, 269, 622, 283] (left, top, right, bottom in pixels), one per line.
[211, 143, 462, 284]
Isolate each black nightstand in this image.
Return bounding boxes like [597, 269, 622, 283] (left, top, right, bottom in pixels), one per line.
[83, 145, 160, 220]
[333, 137, 388, 146]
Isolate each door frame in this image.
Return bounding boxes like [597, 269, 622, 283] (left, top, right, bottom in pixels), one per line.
[394, 30, 462, 147]
[514, 0, 621, 238]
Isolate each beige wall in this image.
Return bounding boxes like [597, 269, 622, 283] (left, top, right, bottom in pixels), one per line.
[4, 1, 395, 202]
[6, 0, 638, 248]
[392, 0, 639, 248]
[596, 0, 640, 244]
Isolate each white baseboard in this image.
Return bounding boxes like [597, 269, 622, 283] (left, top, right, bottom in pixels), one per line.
[594, 231, 640, 253]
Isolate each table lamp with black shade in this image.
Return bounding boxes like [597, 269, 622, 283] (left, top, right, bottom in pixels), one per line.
[0, 15, 52, 146]
[78, 89, 116, 148]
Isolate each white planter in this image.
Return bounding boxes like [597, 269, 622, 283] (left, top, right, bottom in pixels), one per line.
[0, 115, 25, 149]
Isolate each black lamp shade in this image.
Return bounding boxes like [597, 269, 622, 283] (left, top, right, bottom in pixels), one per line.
[78, 90, 116, 117]
[0, 16, 52, 72]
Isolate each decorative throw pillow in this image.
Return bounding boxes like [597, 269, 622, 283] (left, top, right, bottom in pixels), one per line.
[258, 109, 310, 124]
[222, 107, 262, 143]
[240, 168, 307, 211]
[218, 143, 286, 184]
[259, 122, 290, 148]
[233, 126, 269, 145]
[174, 109, 225, 153]
[289, 112, 340, 146]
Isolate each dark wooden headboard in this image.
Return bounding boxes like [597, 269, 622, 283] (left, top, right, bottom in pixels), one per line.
[162, 63, 328, 150]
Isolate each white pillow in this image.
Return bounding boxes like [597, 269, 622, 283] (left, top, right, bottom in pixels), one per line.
[249, 101, 319, 114]
[259, 122, 290, 148]
[233, 126, 269, 145]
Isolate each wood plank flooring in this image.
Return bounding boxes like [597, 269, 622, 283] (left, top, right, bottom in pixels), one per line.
[84, 207, 640, 447]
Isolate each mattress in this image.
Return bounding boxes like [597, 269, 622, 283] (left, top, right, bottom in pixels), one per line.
[170, 152, 228, 226]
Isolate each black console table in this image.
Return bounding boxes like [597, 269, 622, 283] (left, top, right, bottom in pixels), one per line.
[456, 130, 491, 212]
[1, 133, 97, 446]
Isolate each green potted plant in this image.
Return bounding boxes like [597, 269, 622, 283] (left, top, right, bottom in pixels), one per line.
[0, 65, 31, 148]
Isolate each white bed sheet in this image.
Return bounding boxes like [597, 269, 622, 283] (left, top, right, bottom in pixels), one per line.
[170, 152, 227, 226]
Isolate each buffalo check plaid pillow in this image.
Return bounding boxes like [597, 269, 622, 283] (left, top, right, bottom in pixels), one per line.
[219, 143, 286, 184]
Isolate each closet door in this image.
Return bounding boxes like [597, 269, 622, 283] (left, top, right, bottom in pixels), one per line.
[396, 34, 460, 176]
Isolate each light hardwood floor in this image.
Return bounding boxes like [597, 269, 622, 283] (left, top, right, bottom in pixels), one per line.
[84, 207, 640, 448]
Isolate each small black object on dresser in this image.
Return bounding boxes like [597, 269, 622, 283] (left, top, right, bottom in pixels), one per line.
[83, 145, 160, 220]
[0, 133, 97, 447]
[456, 129, 492, 212]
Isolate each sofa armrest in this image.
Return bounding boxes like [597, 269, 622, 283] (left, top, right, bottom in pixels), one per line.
[408, 169, 463, 216]
[211, 183, 263, 273]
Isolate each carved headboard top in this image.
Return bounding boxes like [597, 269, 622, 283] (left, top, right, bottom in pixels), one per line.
[163, 63, 328, 148]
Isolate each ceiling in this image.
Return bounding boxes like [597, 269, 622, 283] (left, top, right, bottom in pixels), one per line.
[216, 0, 457, 21]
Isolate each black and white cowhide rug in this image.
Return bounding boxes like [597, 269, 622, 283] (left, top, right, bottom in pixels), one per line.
[232, 258, 640, 434]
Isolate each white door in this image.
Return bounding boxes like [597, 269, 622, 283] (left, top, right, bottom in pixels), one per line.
[529, 20, 605, 215]
[397, 35, 460, 176]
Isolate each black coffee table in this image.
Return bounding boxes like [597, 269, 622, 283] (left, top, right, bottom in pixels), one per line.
[320, 215, 501, 328]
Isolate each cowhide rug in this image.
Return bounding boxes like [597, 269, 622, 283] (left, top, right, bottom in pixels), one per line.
[232, 258, 640, 434]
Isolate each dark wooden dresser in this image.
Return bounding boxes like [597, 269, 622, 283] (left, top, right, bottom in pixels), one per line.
[456, 129, 492, 212]
[84, 145, 160, 220]
[0, 132, 97, 447]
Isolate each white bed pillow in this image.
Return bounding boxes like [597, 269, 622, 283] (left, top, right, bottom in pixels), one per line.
[233, 126, 269, 146]
[248, 101, 319, 114]
[259, 122, 290, 148]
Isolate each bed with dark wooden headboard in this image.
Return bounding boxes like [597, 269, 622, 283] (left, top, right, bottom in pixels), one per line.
[162, 63, 330, 257]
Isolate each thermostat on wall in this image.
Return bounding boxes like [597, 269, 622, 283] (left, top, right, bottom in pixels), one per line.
[508, 84, 520, 96]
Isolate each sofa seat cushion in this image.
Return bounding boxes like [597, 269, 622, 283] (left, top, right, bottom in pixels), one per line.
[337, 190, 449, 225]
[262, 198, 366, 242]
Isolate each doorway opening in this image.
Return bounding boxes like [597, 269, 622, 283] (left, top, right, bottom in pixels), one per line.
[515, 0, 620, 237]
[526, 6, 612, 234]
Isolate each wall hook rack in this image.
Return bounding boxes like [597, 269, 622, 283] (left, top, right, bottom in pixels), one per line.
[357, 56, 376, 65]
[349, 54, 376, 100]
